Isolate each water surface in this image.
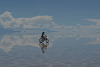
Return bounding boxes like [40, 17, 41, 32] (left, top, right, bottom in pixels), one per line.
[0, 27, 100, 67]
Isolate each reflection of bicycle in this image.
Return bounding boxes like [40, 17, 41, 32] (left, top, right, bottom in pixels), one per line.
[39, 42, 49, 53]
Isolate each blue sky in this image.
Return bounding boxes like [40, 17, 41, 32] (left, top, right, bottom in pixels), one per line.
[0, 0, 100, 26]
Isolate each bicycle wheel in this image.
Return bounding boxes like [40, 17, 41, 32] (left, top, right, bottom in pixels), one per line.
[46, 39, 49, 43]
[39, 38, 44, 43]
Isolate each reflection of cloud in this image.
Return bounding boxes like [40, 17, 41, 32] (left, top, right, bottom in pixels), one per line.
[0, 34, 53, 52]
[87, 38, 100, 45]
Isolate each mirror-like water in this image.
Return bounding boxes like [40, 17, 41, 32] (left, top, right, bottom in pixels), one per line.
[0, 26, 100, 67]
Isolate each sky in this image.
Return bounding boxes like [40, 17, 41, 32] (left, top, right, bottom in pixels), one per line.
[0, 0, 100, 26]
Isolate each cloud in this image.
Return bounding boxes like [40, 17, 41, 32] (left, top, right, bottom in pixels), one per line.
[0, 11, 78, 31]
[87, 38, 100, 45]
[86, 19, 100, 25]
[0, 11, 58, 29]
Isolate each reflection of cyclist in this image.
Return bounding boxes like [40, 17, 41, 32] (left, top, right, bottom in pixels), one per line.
[39, 43, 49, 53]
[41, 44, 47, 53]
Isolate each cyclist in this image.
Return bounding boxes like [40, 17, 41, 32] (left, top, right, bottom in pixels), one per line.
[41, 32, 47, 40]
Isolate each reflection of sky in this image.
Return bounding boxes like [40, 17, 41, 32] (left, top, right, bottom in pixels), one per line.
[0, 36, 100, 67]
[0, 9, 100, 67]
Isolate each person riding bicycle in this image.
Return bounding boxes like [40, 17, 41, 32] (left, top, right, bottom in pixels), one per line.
[41, 32, 47, 40]
[39, 32, 49, 43]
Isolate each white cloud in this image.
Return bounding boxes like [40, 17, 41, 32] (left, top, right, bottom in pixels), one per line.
[86, 19, 100, 25]
[0, 11, 57, 29]
[0, 11, 77, 30]
[87, 38, 100, 45]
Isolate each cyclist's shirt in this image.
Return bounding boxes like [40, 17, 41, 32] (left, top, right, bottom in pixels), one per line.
[43, 34, 47, 39]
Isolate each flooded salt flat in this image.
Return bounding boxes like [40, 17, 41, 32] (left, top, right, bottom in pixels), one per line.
[0, 27, 100, 67]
